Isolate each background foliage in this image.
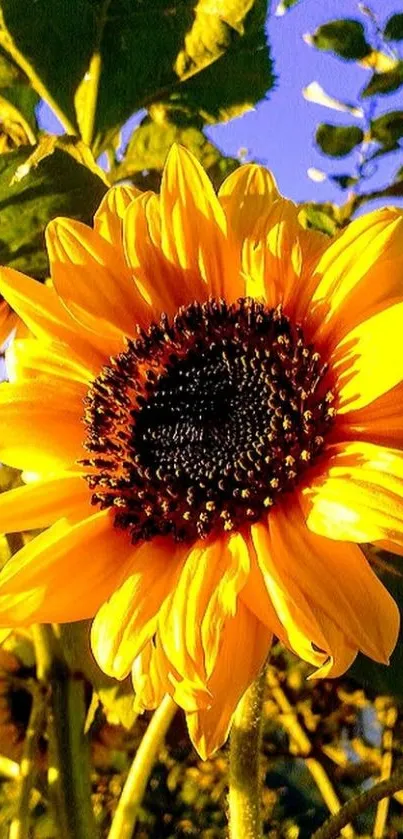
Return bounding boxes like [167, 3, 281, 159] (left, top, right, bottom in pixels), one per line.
[0, 1, 403, 837]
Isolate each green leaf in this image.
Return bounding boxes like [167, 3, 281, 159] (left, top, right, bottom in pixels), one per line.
[0, 145, 107, 279]
[362, 61, 403, 97]
[114, 108, 239, 190]
[97, 682, 138, 730]
[0, 44, 26, 86]
[307, 19, 371, 61]
[0, 0, 96, 131]
[384, 12, 403, 42]
[315, 123, 364, 157]
[371, 110, 403, 149]
[299, 203, 338, 236]
[0, 1, 274, 153]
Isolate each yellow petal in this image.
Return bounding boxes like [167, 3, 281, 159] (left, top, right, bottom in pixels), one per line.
[242, 198, 326, 309]
[308, 209, 403, 351]
[0, 381, 85, 471]
[333, 300, 403, 412]
[0, 472, 90, 531]
[160, 145, 241, 301]
[7, 339, 92, 384]
[91, 538, 186, 680]
[306, 602, 358, 678]
[219, 164, 280, 241]
[336, 380, 403, 449]
[0, 268, 106, 375]
[46, 218, 149, 340]
[186, 602, 271, 759]
[124, 191, 207, 317]
[157, 533, 250, 685]
[133, 637, 210, 714]
[94, 185, 139, 246]
[0, 510, 132, 625]
[264, 496, 399, 665]
[303, 441, 403, 550]
[132, 641, 167, 711]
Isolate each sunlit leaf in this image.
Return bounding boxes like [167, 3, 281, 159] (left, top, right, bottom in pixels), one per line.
[299, 203, 338, 236]
[315, 123, 364, 157]
[114, 108, 239, 190]
[0, 1, 274, 153]
[305, 19, 371, 61]
[302, 82, 363, 117]
[0, 47, 38, 149]
[384, 12, 403, 42]
[362, 61, 403, 97]
[0, 145, 107, 279]
[371, 110, 403, 150]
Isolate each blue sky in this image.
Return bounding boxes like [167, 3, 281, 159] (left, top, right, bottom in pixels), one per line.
[38, 0, 403, 208]
[207, 0, 403, 205]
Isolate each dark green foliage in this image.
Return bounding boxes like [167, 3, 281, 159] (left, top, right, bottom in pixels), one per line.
[309, 19, 371, 61]
[0, 147, 107, 279]
[384, 12, 403, 42]
[371, 111, 403, 149]
[362, 61, 403, 97]
[315, 123, 364, 157]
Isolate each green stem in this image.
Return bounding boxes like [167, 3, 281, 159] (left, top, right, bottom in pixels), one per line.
[9, 688, 46, 839]
[311, 770, 403, 839]
[107, 694, 176, 839]
[80, 50, 102, 148]
[33, 625, 98, 839]
[228, 668, 266, 839]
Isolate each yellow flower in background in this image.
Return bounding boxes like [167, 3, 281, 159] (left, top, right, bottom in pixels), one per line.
[0, 296, 22, 347]
[0, 145, 401, 758]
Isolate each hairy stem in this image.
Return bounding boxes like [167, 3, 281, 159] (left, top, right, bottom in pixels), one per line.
[228, 668, 266, 839]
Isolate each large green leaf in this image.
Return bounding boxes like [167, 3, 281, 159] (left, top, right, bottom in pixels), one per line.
[114, 109, 239, 190]
[307, 19, 371, 61]
[0, 1, 273, 153]
[315, 123, 364, 157]
[0, 146, 107, 279]
[0, 46, 38, 148]
[0, 0, 96, 131]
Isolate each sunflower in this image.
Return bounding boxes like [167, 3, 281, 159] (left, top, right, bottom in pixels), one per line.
[0, 146, 401, 758]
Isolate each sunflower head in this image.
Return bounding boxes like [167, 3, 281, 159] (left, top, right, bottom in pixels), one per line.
[0, 145, 401, 757]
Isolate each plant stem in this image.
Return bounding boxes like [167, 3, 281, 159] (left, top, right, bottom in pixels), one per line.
[32, 624, 98, 839]
[228, 668, 266, 839]
[9, 688, 46, 839]
[311, 769, 403, 839]
[80, 50, 102, 148]
[107, 694, 176, 839]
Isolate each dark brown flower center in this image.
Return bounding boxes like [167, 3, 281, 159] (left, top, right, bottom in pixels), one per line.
[82, 298, 336, 542]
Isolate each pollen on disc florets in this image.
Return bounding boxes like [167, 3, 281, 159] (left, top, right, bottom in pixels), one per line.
[81, 298, 336, 542]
